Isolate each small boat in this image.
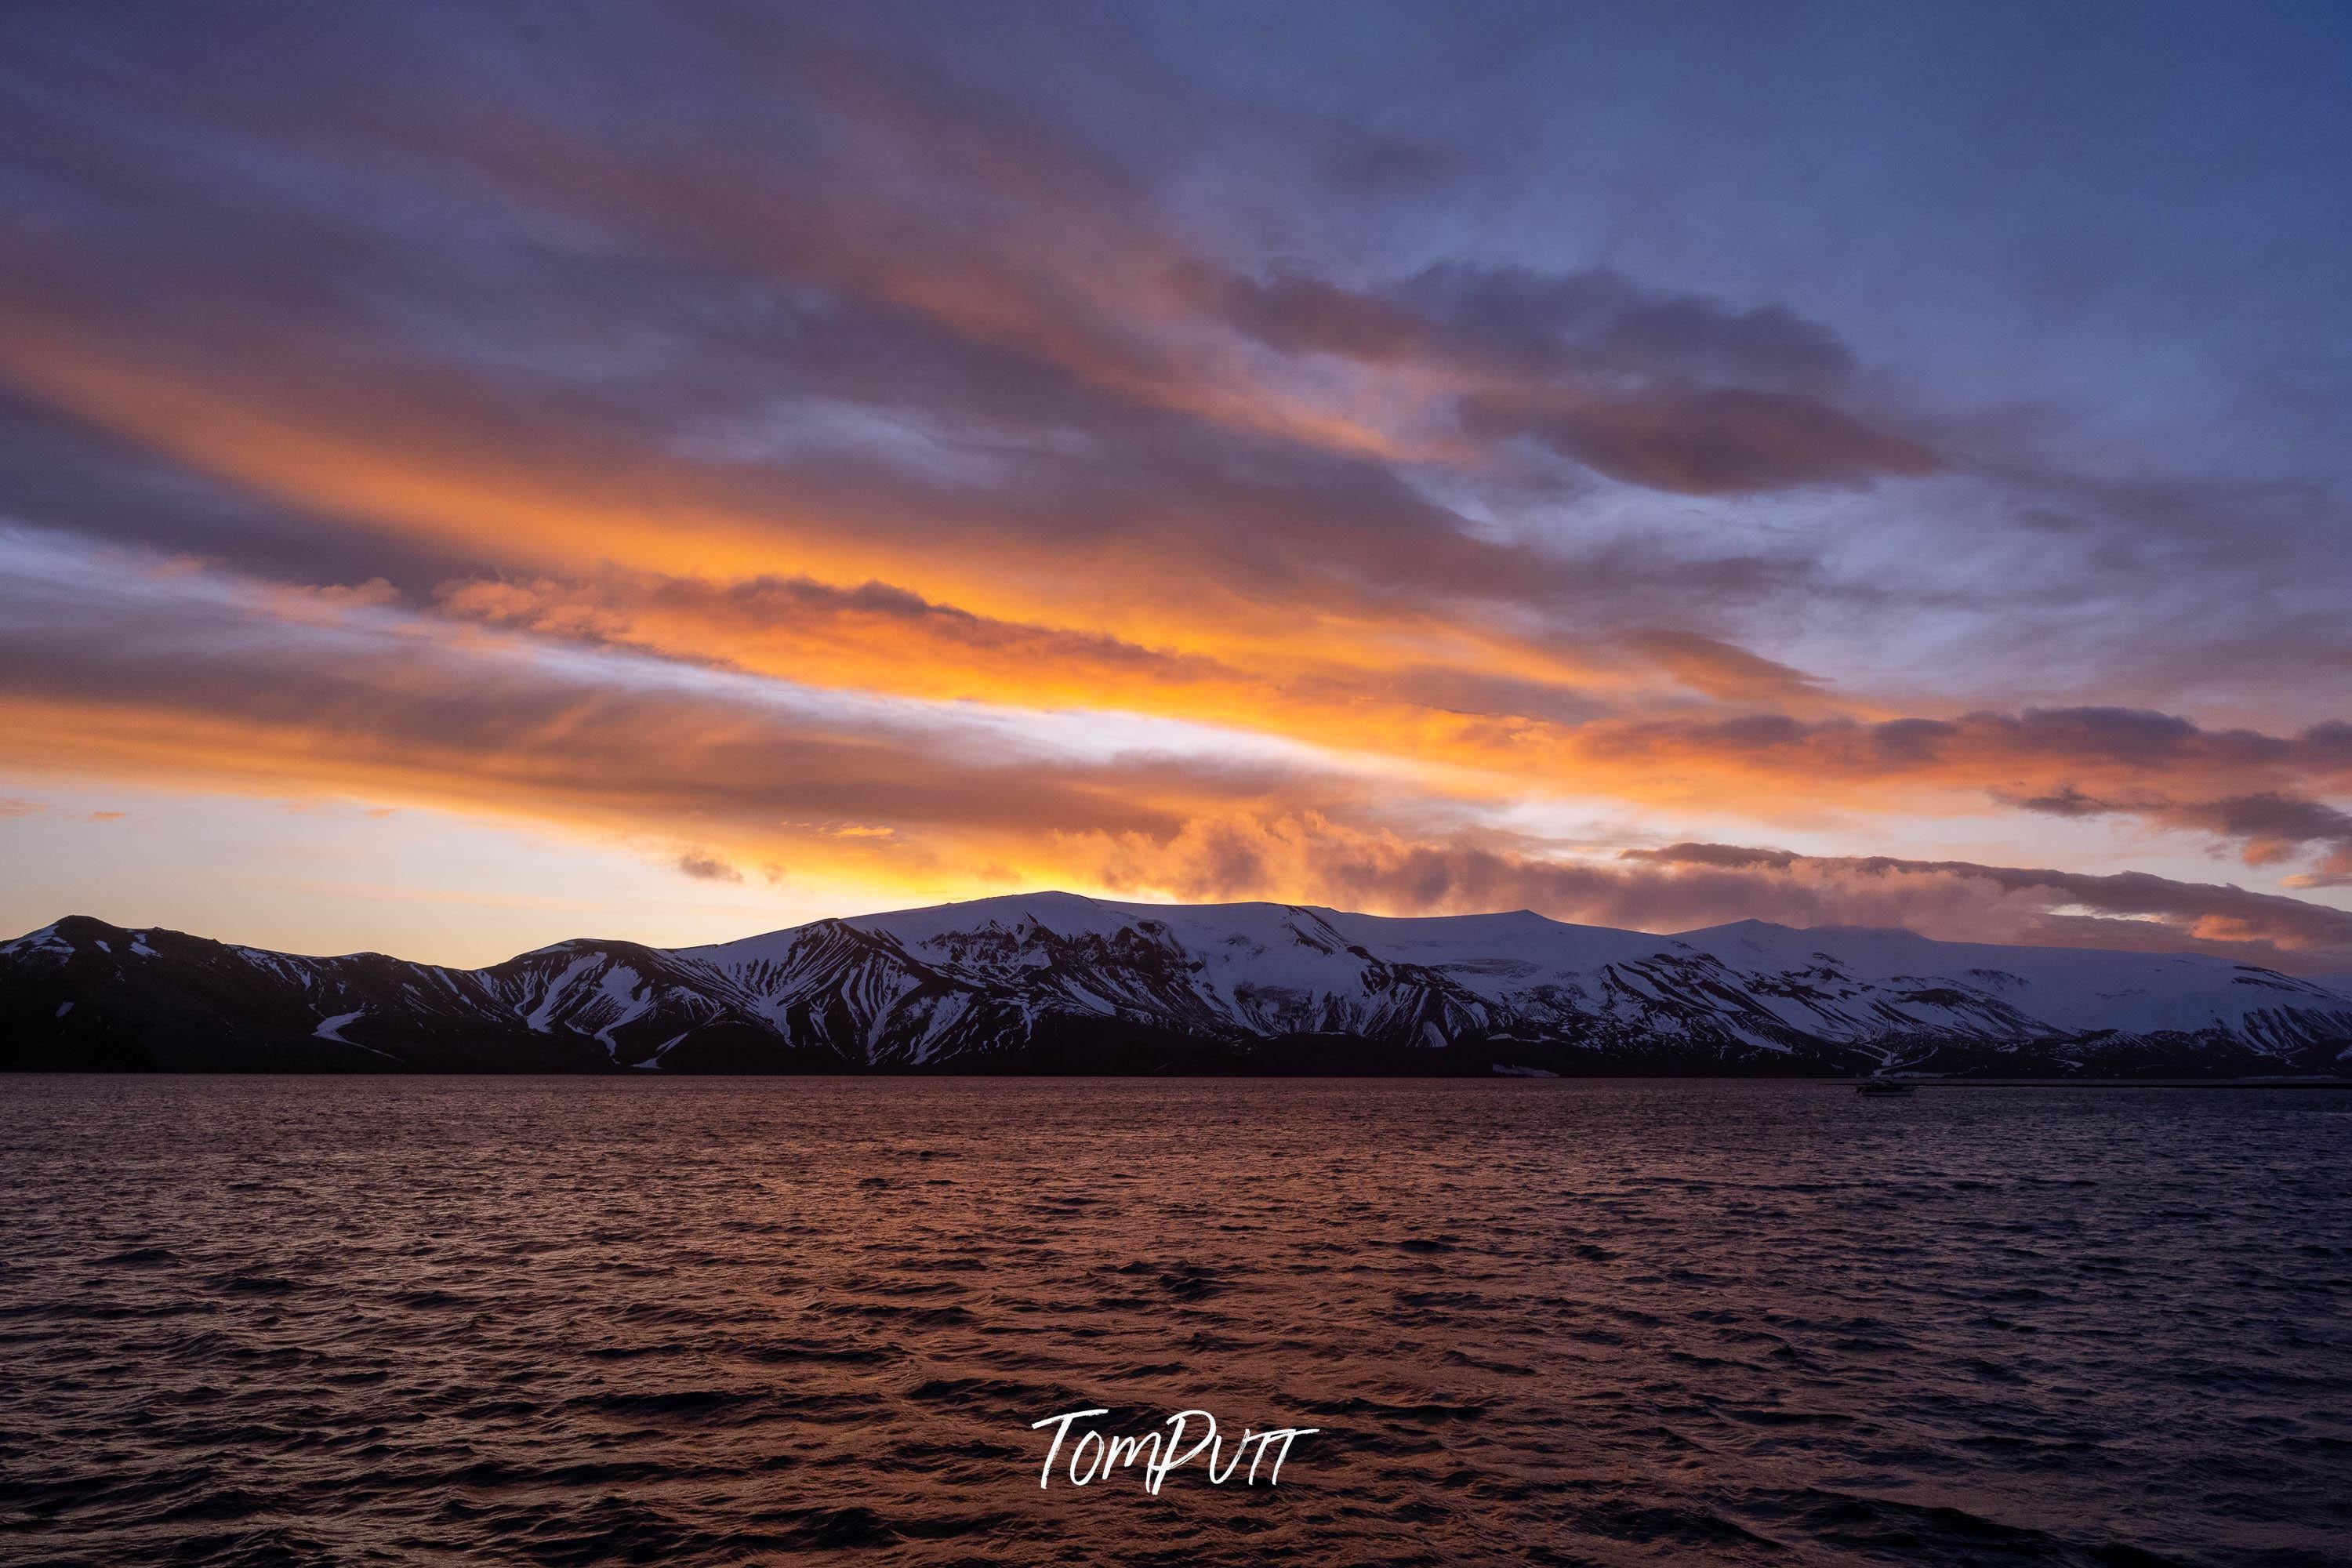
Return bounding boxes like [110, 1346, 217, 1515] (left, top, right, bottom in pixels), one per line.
[1857, 1075, 1916, 1095]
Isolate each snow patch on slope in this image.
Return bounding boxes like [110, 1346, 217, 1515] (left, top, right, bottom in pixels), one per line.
[314, 1009, 365, 1042]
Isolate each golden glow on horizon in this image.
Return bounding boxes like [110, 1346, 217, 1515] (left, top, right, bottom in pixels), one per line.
[2, 53, 2348, 979]
[0, 323, 2342, 941]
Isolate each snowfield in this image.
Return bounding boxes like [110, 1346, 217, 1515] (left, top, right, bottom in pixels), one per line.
[6, 892, 2350, 1076]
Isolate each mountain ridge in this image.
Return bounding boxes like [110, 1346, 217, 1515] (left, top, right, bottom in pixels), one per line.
[5, 893, 2350, 1077]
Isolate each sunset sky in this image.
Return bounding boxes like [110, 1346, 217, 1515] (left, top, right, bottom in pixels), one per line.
[3, 2, 2350, 973]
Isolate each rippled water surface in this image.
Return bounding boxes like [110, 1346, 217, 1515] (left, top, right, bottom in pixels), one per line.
[3, 1077, 2349, 1567]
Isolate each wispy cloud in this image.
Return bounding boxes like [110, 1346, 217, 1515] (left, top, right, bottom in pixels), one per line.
[0, 2, 2347, 964]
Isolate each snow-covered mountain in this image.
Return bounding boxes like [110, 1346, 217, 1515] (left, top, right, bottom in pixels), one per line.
[5, 891, 2350, 1076]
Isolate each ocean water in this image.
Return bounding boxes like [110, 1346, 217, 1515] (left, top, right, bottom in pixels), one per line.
[2, 1078, 2347, 1568]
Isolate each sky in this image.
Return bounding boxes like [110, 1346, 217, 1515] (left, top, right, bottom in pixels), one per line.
[2, 1, 2350, 972]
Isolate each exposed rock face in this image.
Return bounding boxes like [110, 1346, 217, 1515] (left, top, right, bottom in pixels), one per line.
[6, 893, 2350, 1076]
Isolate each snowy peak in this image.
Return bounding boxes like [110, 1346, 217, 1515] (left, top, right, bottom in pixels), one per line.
[6, 899, 2350, 1076]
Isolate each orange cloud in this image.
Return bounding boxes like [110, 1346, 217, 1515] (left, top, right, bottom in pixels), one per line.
[1061, 814, 2352, 971]
[0, 3, 2347, 972]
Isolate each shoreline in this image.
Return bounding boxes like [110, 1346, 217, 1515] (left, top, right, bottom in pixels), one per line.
[4, 1069, 2349, 1087]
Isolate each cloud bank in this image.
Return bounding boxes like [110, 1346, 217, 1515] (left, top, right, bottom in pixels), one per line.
[0, 3, 2347, 965]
